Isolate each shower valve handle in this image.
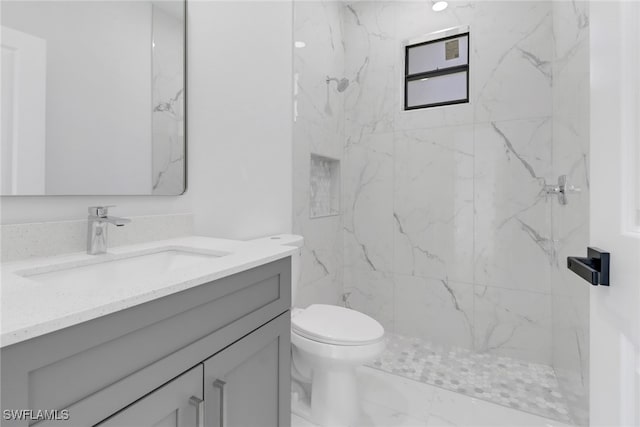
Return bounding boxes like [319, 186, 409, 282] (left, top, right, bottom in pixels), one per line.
[544, 175, 581, 205]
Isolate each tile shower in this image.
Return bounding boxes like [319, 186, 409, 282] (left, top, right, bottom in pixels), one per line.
[292, 0, 589, 425]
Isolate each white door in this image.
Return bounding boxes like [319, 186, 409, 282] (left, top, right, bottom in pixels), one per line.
[0, 26, 46, 195]
[590, 2, 640, 426]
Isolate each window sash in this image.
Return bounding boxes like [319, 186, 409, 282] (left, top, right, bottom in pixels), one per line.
[404, 33, 470, 111]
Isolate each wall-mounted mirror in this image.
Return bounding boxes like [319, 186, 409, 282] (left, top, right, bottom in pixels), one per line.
[1, 0, 185, 195]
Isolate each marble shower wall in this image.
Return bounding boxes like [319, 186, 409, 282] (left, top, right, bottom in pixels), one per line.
[293, 1, 590, 378]
[341, 0, 559, 365]
[550, 1, 590, 425]
[292, 0, 345, 307]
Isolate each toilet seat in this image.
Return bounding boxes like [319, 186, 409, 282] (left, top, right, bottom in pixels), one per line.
[291, 330, 386, 363]
[292, 304, 384, 346]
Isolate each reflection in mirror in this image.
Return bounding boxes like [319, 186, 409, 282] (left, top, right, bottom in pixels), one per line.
[0, 1, 185, 195]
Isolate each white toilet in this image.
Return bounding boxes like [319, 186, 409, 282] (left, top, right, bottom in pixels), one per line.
[250, 234, 385, 427]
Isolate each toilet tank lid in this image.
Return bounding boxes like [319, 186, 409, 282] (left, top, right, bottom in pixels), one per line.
[292, 304, 384, 346]
[249, 234, 304, 248]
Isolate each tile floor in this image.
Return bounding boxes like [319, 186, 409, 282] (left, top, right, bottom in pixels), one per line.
[292, 367, 575, 427]
[368, 333, 572, 423]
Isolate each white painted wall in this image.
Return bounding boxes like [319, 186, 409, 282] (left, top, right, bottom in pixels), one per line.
[187, 0, 293, 240]
[1, 1, 293, 242]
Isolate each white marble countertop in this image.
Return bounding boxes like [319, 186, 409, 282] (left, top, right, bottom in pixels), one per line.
[0, 236, 296, 348]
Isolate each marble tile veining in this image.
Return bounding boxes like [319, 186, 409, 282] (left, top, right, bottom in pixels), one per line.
[393, 126, 474, 284]
[394, 276, 474, 350]
[473, 286, 552, 364]
[337, 0, 560, 370]
[473, 118, 553, 295]
[369, 333, 573, 424]
[292, 0, 345, 309]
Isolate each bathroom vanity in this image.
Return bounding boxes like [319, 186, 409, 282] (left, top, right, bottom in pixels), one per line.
[1, 237, 294, 426]
[1, 0, 296, 423]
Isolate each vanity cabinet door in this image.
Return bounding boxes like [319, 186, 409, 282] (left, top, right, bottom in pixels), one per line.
[96, 364, 203, 427]
[203, 312, 291, 427]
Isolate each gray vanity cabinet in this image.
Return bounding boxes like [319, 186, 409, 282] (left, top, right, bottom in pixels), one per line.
[204, 314, 291, 427]
[1, 258, 291, 427]
[96, 365, 203, 427]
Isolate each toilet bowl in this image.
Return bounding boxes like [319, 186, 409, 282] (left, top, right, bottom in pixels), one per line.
[249, 235, 386, 427]
[291, 304, 385, 426]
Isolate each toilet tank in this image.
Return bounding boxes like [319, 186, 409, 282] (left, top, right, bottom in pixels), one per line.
[248, 234, 304, 306]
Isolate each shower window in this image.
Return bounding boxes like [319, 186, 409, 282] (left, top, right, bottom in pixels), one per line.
[404, 33, 469, 110]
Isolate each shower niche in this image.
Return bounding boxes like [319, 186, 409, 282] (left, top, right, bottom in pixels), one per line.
[309, 154, 340, 218]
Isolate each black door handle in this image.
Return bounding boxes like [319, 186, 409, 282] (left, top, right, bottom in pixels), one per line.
[567, 247, 610, 286]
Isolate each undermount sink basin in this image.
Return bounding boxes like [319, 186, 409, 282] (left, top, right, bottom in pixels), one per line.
[18, 247, 228, 287]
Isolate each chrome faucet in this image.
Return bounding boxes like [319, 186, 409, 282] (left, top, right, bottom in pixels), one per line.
[87, 206, 131, 255]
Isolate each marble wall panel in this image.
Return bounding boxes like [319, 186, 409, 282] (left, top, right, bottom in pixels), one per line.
[293, 0, 346, 308]
[474, 285, 552, 364]
[395, 275, 474, 348]
[293, 1, 589, 373]
[473, 118, 553, 294]
[343, 133, 395, 274]
[339, 0, 557, 363]
[393, 126, 474, 284]
[473, 1, 553, 122]
[343, 1, 397, 136]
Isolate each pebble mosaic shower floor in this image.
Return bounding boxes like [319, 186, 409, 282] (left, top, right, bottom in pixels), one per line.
[367, 333, 573, 424]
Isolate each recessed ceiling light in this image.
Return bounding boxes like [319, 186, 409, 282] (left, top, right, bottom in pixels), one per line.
[432, 1, 448, 12]
[294, 41, 306, 48]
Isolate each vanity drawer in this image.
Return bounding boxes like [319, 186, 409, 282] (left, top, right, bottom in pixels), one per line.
[1, 257, 291, 425]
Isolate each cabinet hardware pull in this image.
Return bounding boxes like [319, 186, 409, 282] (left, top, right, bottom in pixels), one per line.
[213, 379, 227, 427]
[189, 396, 204, 427]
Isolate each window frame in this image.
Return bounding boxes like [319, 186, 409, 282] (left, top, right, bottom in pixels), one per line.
[404, 32, 470, 111]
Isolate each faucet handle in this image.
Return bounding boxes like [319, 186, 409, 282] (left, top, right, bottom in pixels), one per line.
[88, 205, 116, 217]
